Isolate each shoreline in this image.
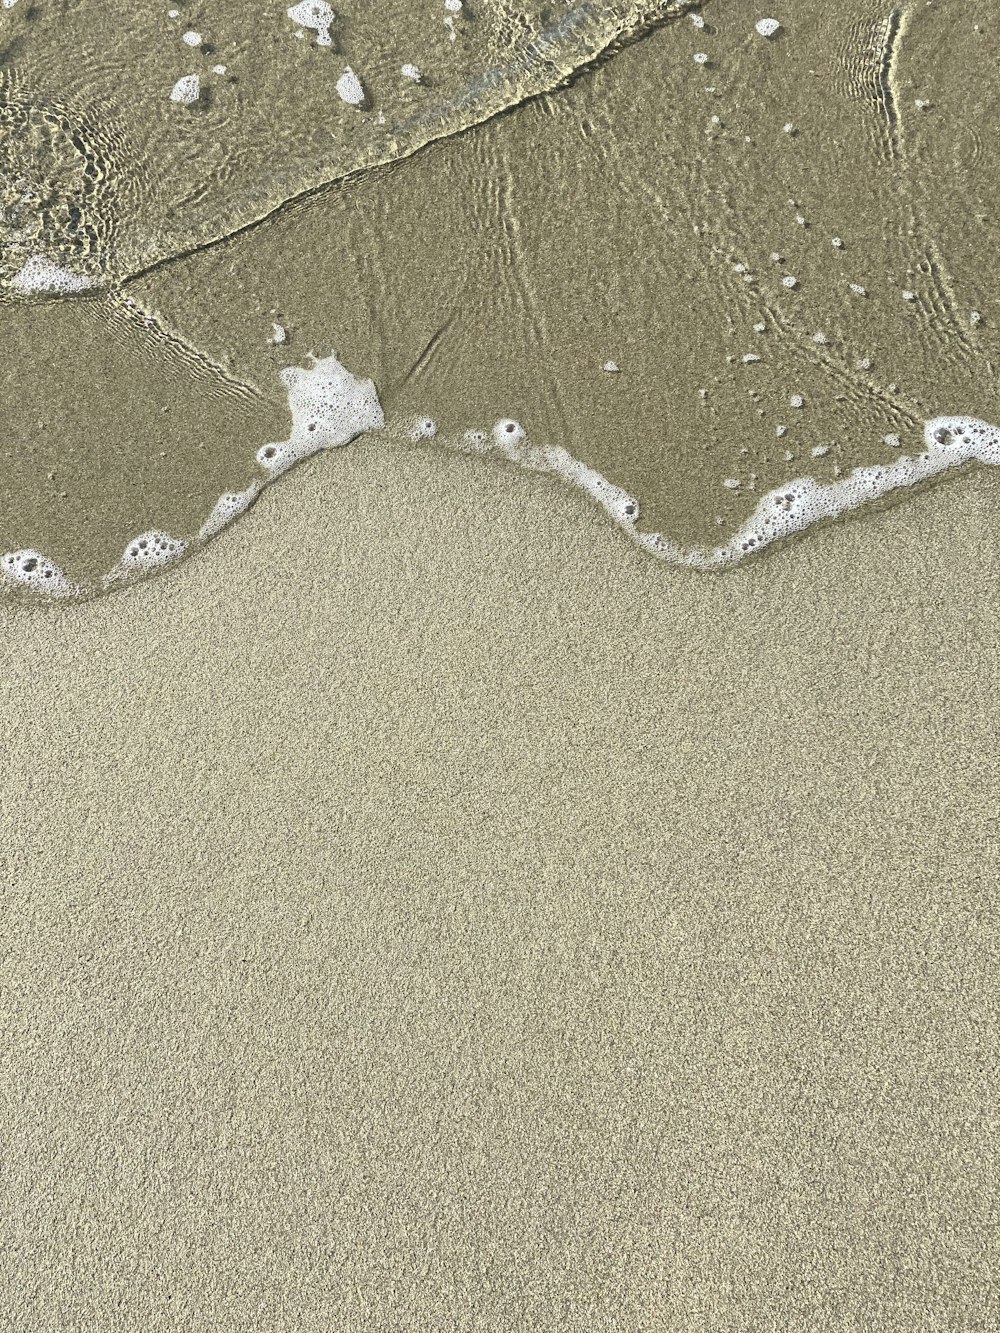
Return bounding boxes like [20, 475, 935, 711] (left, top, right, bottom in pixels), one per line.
[1, 439, 995, 1329]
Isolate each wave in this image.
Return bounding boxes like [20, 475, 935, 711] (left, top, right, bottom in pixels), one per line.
[3, 350, 996, 599]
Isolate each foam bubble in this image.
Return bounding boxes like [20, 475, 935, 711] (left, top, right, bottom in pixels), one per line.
[182, 31, 202, 47]
[693, 52, 709, 65]
[336, 66, 366, 107]
[269, 323, 287, 345]
[755, 18, 780, 38]
[603, 360, 620, 373]
[287, 1, 334, 46]
[401, 63, 422, 82]
[199, 482, 261, 541]
[491, 418, 527, 451]
[1, 549, 74, 597]
[256, 351, 384, 476]
[409, 417, 438, 440]
[782, 274, 797, 288]
[709, 416, 1000, 564]
[170, 74, 200, 105]
[8, 254, 95, 295]
[544, 446, 640, 526]
[115, 530, 186, 576]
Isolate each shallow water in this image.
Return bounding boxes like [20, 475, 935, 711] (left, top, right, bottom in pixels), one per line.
[1, 0, 997, 594]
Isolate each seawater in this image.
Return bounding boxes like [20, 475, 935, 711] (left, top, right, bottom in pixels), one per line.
[0, 0, 997, 597]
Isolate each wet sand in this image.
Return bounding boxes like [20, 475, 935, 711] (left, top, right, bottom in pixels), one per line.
[1, 450, 995, 1330]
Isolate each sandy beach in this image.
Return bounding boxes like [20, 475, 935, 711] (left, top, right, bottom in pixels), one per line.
[1, 445, 995, 1331]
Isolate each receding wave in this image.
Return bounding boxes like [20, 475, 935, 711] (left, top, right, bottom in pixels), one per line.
[1, 0, 997, 600]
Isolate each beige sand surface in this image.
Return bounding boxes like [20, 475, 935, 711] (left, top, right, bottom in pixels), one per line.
[1, 448, 996, 1331]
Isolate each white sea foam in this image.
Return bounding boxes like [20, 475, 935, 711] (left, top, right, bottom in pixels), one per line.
[9, 255, 95, 295]
[336, 67, 366, 107]
[112, 530, 186, 577]
[287, 1, 334, 46]
[256, 351, 384, 476]
[200, 482, 261, 541]
[1, 549, 74, 597]
[170, 74, 200, 105]
[439, 415, 998, 570]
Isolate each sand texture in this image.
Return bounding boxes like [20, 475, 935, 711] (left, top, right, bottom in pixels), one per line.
[1, 449, 996, 1331]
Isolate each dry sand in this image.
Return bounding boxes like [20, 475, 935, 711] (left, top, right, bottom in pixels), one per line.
[1, 445, 995, 1331]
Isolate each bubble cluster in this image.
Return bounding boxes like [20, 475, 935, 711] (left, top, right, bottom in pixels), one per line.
[199, 483, 261, 541]
[755, 19, 781, 38]
[409, 417, 438, 440]
[170, 74, 200, 105]
[492, 418, 527, 451]
[1, 549, 73, 597]
[684, 415, 1000, 567]
[287, 1, 334, 46]
[336, 67, 366, 107]
[256, 352, 385, 476]
[116, 530, 186, 574]
[9, 254, 94, 295]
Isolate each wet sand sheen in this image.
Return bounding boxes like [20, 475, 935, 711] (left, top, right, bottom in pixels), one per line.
[1, 450, 995, 1330]
[2, 0, 998, 587]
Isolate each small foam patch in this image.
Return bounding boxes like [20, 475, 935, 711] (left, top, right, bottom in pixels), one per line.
[336, 66, 366, 106]
[115, 530, 186, 576]
[409, 417, 438, 440]
[257, 351, 384, 475]
[1, 549, 74, 596]
[9, 254, 94, 295]
[199, 482, 261, 541]
[287, 1, 334, 45]
[170, 74, 200, 104]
